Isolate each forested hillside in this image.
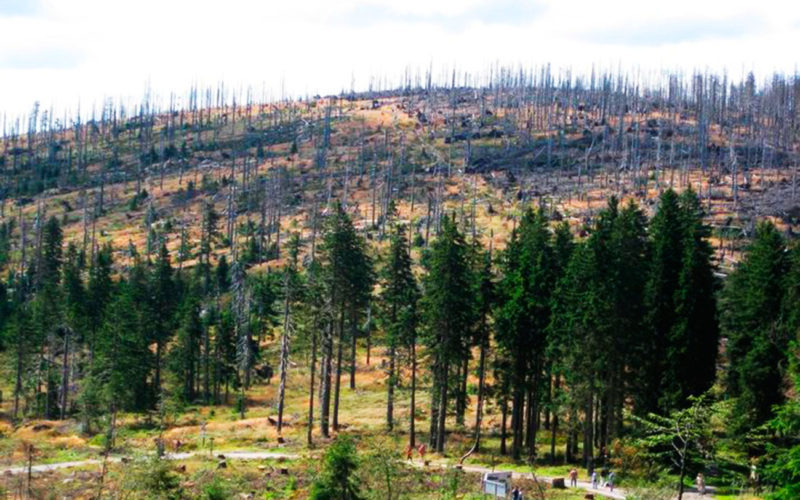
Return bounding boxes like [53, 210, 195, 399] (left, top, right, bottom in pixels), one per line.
[1, 68, 799, 499]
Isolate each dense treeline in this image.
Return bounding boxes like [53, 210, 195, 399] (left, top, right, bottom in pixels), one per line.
[2, 184, 799, 495]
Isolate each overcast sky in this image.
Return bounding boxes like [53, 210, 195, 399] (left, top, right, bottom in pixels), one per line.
[0, 0, 798, 118]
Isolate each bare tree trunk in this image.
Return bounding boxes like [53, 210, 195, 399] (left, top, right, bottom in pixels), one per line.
[277, 272, 291, 434]
[409, 338, 417, 449]
[332, 307, 345, 431]
[387, 344, 395, 430]
[59, 328, 70, 420]
[307, 329, 317, 446]
[320, 318, 333, 438]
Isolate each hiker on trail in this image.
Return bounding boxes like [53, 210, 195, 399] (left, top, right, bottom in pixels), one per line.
[417, 443, 426, 459]
[591, 470, 598, 489]
[569, 468, 578, 487]
[696, 473, 706, 495]
[607, 471, 615, 491]
[405, 445, 413, 461]
[511, 487, 520, 500]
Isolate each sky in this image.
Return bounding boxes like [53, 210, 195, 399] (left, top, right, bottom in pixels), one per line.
[0, 0, 798, 119]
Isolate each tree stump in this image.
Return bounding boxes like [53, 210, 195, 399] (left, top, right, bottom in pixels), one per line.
[552, 478, 566, 489]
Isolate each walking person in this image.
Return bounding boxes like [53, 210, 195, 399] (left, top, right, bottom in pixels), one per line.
[696, 473, 706, 495]
[569, 468, 578, 487]
[511, 487, 520, 500]
[591, 470, 598, 489]
[607, 471, 615, 492]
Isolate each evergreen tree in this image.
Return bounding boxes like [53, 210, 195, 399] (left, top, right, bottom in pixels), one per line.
[86, 244, 114, 365]
[93, 279, 152, 426]
[319, 202, 373, 435]
[379, 224, 419, 433]
[149, 243, 177, 395]
[215, 254, 230, 293]
[310, 436, 362, 500]
[422, 215, 473, 452]
[641, 190, 683, 414]
[722, 221, 789, 431]
[171, 282, 203, 403]
[199, 201, 220, 291]
[641, 188, 719, 414]
[60, 243, 86, 419]
[494, 207, 553, 459]
[665, 189, 719, 409]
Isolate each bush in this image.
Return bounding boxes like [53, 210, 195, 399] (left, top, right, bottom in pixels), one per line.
[310, 436, 362, 500]
[202, 477, 231, 500]
[123, 456, 183, 499]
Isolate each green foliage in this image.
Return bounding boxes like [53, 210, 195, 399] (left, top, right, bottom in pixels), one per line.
[362, 439, 402, 500]
[633, 394, 715, 497]
[763, 343, 800, 498]
[123, 456, 184, 500]
[640, 188, 719, 415]
[722, 221, 790, 432]
[201, 476, 231, 500]
[378, 223, 419, 350]
[310, 436, 362, 500]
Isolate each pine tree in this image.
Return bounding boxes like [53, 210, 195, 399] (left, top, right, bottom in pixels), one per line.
[422, 215, 474, 452]
[722, 221, 789, 431]
[664, 189, 719, 409]
[94, 279, 152, 429]
[86, 244, 114, 366]
[319, 202, 373, 435]
[172, 282, 203, 403]
[641, 190, 683, 415]
[200, 201, 220, 291]
[378, 224, 419, 433]
[494, 207, 553, 459]
[640, 188, 719, 414]
[60, 243, 86, 419]
[149, 243, 177, 395]
[466, 244, 494, 455]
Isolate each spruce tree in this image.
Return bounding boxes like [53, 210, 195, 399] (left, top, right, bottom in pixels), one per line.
[149, 243, 177, 395]
[722, 221, 789, 431]
[378, 224, 419, 433]
[494, 207, 553, 459]
[664, 189, 719, 409]
[422, 215, 473, 452]
[641, 190, 683, 415]
[319, 202, 373, 435]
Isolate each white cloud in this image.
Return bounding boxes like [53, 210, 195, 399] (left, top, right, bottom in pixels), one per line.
[0, 0, 798, 118]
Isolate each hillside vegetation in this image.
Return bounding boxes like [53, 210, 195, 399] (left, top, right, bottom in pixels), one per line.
[1, 69, 799, 499]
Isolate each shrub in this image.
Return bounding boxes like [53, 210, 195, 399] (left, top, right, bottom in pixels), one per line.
[310, 436, 362, 500]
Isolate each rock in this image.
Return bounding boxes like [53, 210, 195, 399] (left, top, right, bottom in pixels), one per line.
[62, 478, 74, 484]
[257, 465, 267, 471]
[176, 465, 186, 473]
[552, 477, 566, 489]
[584, 494, 595, 500]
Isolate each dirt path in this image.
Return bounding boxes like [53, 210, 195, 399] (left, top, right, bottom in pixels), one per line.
[407, 459, 627, 499]
[0, 451, 298, 476]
